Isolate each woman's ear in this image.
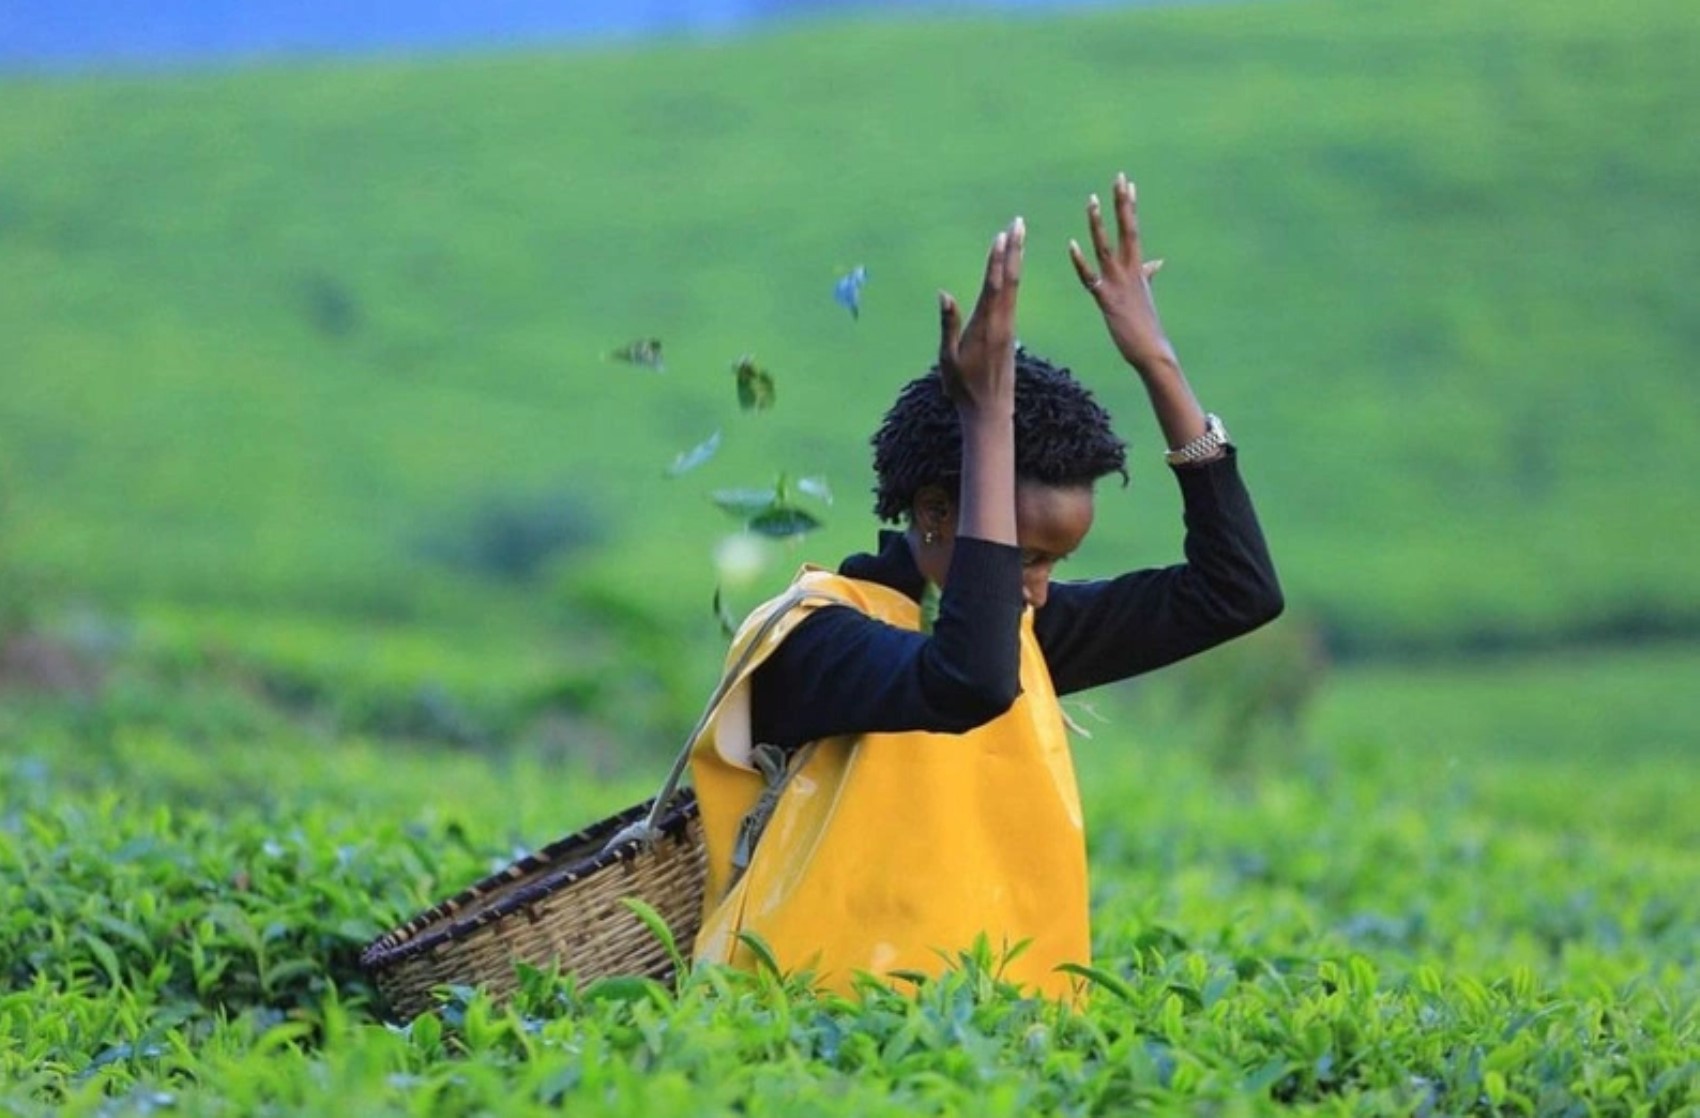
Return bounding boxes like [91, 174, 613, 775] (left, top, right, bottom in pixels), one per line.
[912, 485, 957, 542]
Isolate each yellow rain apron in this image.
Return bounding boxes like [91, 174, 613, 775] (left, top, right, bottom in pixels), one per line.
[689, 566, 1091, 1000]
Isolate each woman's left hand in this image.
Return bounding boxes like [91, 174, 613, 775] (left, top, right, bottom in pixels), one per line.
[1069, 173, 1176, 374]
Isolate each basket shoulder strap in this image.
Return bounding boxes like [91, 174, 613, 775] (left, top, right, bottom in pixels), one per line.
[601, 587, 857, 852]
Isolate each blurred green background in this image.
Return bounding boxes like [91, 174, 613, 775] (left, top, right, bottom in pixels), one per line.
[2, 0, 1696, 778]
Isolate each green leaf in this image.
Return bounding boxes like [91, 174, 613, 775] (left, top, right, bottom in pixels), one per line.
[607, 338, 664, 370]
[409, 1012, 443, 1052]
[259, 958, 321, 995]
[732, 355, 776, 413]
[713, 585, 738, 639]
[919, 581, 941, 635]
[746, 505, 821, 539]
[1166, 981, 1204, 1010]
[250, 1021, 317, 1056]
[1244, 1058, 1293, 1093]
[997, 936, 1034, 969]
[90, 914, 152, 956]
[582, 975, 669, 1007]
[736, 931, 785, 980]
[1056, 962, 1139, 1005]
[664, 430, 721, 477]
[436, 984, 480, 1029]
[621, 897, 687, 978]
[1201, 968, 1236, 1008]
[79, 931, 123, 986]
[710, 487, 779, 518]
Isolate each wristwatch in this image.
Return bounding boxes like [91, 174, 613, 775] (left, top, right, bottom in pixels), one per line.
[1164, 413, 1231, 466]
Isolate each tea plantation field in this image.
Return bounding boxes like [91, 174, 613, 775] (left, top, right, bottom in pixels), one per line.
[0, 644, 1696, 1115]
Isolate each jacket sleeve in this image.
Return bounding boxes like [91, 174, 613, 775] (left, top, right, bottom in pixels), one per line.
[749, 539, 1024, 751]
[1034, 450, 1284, 697]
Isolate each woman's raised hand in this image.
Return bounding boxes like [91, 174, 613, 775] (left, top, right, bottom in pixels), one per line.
[938, 216, 1025, 417]
[1069, 174, 1176, 373]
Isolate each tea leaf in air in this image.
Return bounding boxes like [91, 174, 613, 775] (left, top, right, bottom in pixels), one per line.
[608, 338, 665, 371]
[733, 356, 776, 413]
[797, 476, 833, 505]
[713, 585, 738, 639]
[1058, 705, 1092, 739]
[747, 505, 821, 540]
[711, 488, 780, 519]
[833, 266, 867, 320]
[664, 430, 722, 477]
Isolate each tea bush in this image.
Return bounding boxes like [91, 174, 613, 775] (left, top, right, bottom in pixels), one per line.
[2, 652, 1695, 1115]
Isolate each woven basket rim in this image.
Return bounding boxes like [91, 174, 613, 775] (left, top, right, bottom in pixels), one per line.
[359, 790, 700, 972]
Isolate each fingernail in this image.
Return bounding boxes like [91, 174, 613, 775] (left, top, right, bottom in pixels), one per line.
[1089, 194, 1100, 209]
[1013, 216, 1026, 239]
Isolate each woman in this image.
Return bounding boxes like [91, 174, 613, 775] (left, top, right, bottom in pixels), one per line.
[688, 174, 1283, 999]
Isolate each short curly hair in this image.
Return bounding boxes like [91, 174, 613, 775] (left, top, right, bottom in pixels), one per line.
[870, 348, 1128, 523]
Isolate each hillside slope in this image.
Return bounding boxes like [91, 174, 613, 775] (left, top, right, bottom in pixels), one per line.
[1, 0, 1694, 652]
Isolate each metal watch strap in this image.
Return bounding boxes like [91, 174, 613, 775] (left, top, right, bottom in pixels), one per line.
[1165, 412, 1230, 465]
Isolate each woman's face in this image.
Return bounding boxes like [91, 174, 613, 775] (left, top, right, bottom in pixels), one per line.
[1012, 482, 1095, 609]
[915, 481, 1096, 610]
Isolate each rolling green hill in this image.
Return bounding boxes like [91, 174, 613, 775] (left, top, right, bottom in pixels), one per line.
[1, 0, 1695, 668]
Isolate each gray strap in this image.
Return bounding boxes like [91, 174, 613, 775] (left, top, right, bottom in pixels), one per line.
[727, 741, 817, 886]
[600, 587, 850, 853]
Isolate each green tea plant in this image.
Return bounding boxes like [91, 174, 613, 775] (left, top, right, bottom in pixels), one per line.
[3, 662, 1696, 1114]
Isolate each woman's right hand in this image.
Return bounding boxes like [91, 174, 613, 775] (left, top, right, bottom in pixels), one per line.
[938, 217, 1025, 418]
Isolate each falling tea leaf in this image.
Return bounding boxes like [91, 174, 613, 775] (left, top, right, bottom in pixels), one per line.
[713, 585, 738, 639]
[711, 488, 781, 519]
[747, 505, 822, 539]
[1058, 706, 1092, 739]
[833, 266, 867, 320]
[1071, 700, 1110, 725]
[608, 338, 665, 370]
[733, 355, 776, 413]
[797, 476, 833, 505]
[664, 430, 722, 477]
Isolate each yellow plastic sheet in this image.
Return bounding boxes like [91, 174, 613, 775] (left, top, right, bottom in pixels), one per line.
[690, 568, 1091, 1000]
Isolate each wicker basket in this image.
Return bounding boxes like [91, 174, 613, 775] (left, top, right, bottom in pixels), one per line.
[360, 791, 705, 1021]
[359, 586, 845, 1022]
